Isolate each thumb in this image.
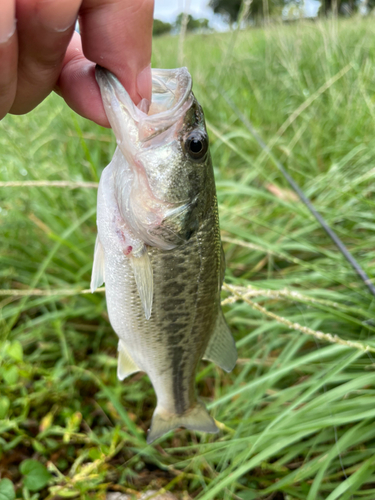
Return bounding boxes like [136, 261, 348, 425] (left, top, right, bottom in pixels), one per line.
[80, 0, 154, 104]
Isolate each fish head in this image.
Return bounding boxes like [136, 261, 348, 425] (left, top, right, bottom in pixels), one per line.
[96, 66, 213, 249]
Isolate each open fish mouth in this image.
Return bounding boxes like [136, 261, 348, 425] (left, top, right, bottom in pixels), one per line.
[146, 68, 192, 117]
[95, 65, 201, 250]
[95, 66, 193, 143]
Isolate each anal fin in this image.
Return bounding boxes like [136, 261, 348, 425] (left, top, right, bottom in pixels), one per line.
[91, 236, 105, 292]
[203, 310, 237, 373]
[129, 247, 153, 320]
[117, 340, 141, 380]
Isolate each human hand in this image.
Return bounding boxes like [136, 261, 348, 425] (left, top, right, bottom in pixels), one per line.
[0, 0, 154, 126]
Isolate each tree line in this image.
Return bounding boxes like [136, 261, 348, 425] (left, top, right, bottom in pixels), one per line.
[153, 0, 375, 36]
[153, 14, 209, 37]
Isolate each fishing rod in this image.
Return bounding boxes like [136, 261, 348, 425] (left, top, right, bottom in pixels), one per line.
[221, 92, 375, 298]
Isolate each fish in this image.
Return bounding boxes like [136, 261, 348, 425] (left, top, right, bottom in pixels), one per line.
[91, 65, 237, 444]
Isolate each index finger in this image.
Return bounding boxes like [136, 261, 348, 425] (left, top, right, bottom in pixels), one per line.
[80, 0, 153, 103]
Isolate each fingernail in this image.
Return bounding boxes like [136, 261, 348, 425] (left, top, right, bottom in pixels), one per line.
[0, 0, 16, 44]
[137, 64, 152, 102]
[38, 0, 79, 33]
[137, 98, 150, 114]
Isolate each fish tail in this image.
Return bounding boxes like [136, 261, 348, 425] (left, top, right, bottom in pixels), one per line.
[147, 401, 219, 444]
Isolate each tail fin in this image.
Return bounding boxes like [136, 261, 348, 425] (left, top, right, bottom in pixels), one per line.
[147, 402, 219, 444]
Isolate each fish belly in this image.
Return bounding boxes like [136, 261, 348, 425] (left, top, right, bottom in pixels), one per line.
[104, 213, 220, 417]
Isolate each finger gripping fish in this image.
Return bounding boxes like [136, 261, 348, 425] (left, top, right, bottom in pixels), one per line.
[91, 66, 237, 444]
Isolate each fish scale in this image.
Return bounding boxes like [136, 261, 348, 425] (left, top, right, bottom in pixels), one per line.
[104, 208, 219, 415]
[91, 66, 237, 443]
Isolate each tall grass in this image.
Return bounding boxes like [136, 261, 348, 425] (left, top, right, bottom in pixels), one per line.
[1, 18, 375, 500]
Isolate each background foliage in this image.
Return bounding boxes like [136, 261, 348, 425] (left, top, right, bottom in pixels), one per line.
[1, 17, 375, 500]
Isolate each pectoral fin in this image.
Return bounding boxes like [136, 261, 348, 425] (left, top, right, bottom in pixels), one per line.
[117, 340, 141, 380]
[129, 247, 153, 320]
[91, 236, 105, 293]
[203, 310, 237, 372]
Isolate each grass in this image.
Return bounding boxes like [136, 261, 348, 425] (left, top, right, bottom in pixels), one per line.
[1, 16, 375, 500]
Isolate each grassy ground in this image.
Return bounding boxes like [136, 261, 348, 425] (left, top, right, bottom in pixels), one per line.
[1, 17, 375, 500]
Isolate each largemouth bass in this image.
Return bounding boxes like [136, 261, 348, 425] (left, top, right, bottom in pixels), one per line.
[91, 66, 237, 444]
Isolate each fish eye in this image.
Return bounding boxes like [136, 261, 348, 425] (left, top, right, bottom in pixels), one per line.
[184, 131, 208, 160]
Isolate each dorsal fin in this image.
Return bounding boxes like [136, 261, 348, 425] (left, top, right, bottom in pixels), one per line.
[203, 310, 237, 373]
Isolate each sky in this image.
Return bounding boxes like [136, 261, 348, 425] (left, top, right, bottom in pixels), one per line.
[154, 0, 321, 25]
[154, 0, 228, 30]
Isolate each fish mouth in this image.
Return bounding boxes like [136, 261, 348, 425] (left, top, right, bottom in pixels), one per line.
[147, 68, 193, 118]
[96, 66, 197, 249]
[95, 66, 193, 142]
